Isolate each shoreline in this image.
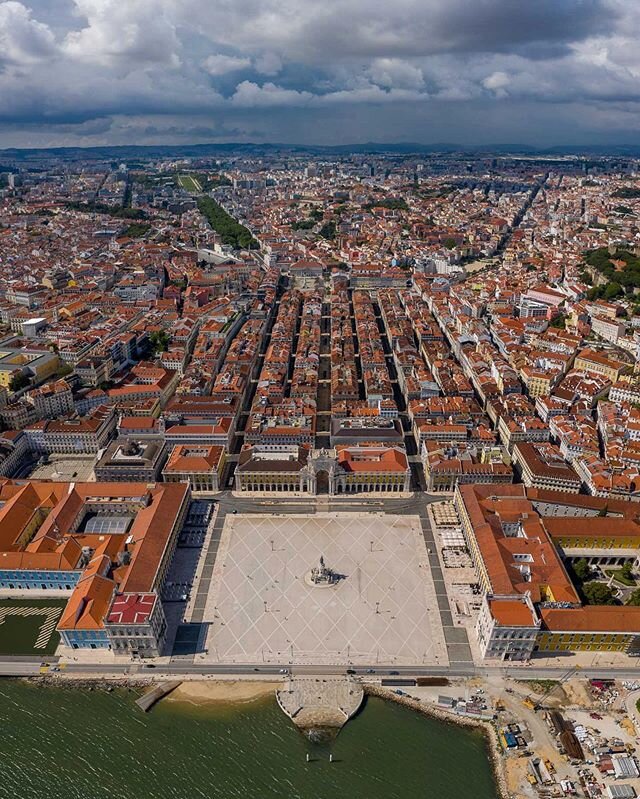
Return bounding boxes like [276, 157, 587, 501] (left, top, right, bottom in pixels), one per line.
[364, 685, 509, 799]
[165, 680, 276, 706]
[20, 676, 278, 707]
[24, 675, 151, 691]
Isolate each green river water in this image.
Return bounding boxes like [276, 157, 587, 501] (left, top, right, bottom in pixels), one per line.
[0, 681, 498, 799]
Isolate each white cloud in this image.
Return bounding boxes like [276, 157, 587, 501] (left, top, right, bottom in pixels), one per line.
[231, 80, 313, 107]
[367, 58, 425, 90]
[63, 0, 180, 67]
[482, 70, 510, 97]
[231, 79, 426, 107]
[202, 53, 251, 76]
[0, 1, 56, 65]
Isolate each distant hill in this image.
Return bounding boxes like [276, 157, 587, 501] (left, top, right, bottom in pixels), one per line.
[2, 141, 640, 161]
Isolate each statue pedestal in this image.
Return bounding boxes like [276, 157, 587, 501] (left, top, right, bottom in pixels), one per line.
[304, 555, 339, 588]
[304, 570, 337, 588]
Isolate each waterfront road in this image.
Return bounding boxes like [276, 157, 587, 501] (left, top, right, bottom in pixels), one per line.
[5, 659, 640, 682]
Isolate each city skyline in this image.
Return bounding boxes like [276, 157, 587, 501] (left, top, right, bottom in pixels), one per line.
[2, 0, 640, 148]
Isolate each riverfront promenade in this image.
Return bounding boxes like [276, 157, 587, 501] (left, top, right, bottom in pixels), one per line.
[6, 658, 640, 682]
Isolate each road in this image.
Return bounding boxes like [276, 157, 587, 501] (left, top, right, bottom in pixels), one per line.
[6, 659, 640, 681]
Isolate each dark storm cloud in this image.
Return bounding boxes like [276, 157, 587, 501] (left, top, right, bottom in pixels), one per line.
[0, 0, 637, 147]
[275, 0, 612, 61]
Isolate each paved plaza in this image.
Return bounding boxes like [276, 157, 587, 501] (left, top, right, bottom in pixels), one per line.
[203, 512, 448, 666]
[29, 457, 95, 482]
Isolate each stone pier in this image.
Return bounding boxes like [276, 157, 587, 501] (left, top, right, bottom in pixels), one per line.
[276, 676, 364, 729]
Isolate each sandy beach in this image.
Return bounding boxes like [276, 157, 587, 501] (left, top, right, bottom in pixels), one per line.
[166, 680, 276, 706]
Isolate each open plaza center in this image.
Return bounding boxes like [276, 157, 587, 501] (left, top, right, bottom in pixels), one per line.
[202, 512, 448, 666]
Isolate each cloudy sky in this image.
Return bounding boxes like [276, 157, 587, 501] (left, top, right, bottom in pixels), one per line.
[1, 0, 640, 148]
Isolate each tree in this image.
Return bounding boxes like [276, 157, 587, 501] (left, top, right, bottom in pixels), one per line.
[620, 562, 634, 581]
[579, 270, 592, 285]
[9, 372, 30, 392]
[149, 331, 170, 354]
[444, 237, 457, 250]
[626, 588, 640, 606]
[291, 219, 315, 231]
[587, 285, 604, 301]
[582, 581, 617, 606]
[123, 222, 151, 238]
[319, 221, 336, 240]
[572, 558, 591, 583]
[604, 281, 623, 301]
[196, 196, 258, 250]
[612, 187, 640, 199]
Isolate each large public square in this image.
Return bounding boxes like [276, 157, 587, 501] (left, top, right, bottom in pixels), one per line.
[201, 512, 448, 666]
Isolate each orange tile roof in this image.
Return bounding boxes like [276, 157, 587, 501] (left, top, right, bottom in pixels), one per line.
[541, 605, 640, 634]
[164, 444, 224, 473]
[336, 446, 409, 473]
[543, 517, 640, 540]
[58, 573, 115, 631]
[489, 598, 538, 627]
[458, 484, 580, 604]
[0, 478, 189, 632]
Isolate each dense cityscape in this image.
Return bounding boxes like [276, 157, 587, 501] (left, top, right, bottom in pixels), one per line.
[2, 148, 640, 796]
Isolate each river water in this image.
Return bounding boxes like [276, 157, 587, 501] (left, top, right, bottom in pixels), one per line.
[0, 681, 498, 799]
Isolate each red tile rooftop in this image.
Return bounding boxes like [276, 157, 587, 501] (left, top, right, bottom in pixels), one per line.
[540, 605, 640, 634]
[106, 593, 156, 625]
[119, 417, 158, 429]
[336, 446, 409, 473]
[488, 598, 538, 628]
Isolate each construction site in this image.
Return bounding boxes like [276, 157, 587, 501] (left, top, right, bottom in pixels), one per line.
[376, 672, 640, 799]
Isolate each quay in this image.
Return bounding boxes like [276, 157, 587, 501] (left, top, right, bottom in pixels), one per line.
[276, 676, 364, 729]
[135, 680, 182, 712]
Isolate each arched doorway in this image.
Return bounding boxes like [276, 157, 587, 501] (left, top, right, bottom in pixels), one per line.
[315, 469, 330, 495]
